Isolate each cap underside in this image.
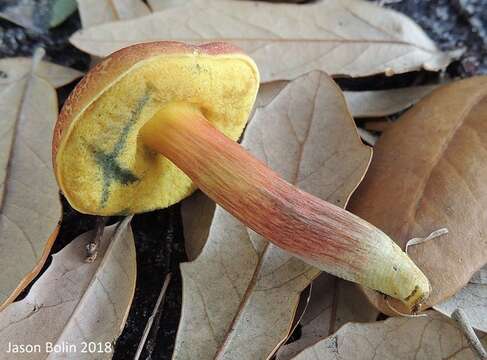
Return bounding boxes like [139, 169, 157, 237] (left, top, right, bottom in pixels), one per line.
[57, 53, 259, 215]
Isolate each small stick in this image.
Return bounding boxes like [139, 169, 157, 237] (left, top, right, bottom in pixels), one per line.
[451, 308, 487, 360]
[85, 216, 107, 262]
[134, 273, 172, 360]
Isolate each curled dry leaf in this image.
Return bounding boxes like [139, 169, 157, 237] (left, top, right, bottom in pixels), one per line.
[69, 0, 459, 82]
[348, 76, 487, 314]
[255, 82, 437, 118]
[174, 71, 371, 360]
[276, 274, 378, 360]
[0, 53, 82, 310]
[435, 265, 487, 332]
[291, 311, 487, 360]
[0, 218, 136, 359]
[76, 0, 150, 28]
[344, 85, 438, 118]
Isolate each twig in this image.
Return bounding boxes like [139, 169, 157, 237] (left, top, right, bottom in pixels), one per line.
[134, 273, 172, 360]
[452, 308, 487, 360]
[85, 216, 107, 262]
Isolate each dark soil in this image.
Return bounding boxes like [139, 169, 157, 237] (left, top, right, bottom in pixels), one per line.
[0, 0, 485, 359]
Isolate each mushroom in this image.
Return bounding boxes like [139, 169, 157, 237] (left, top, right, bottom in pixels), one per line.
[53, 41, 429, 311]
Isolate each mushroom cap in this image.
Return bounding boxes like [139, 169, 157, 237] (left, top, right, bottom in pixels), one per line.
[53, 41, 259, 215]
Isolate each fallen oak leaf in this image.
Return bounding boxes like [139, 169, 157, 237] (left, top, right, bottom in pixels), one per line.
[344, 85, 438, 118]
[0, 57, 83, 91]
[291, 311, 487, 360]
[256, 82, 438, 118]
[109, 0, 150, 20]
[69, 0, 460, 82]
[174, 71, 371, 360]
[348, 76, 487, 314]
[149, 0, 306, 8]
[435, 265, 487, 332]
[0, 0, 77, 31]
[276, 274, 378, 360]
[254, 81, 289, 109]
[147, 0, 188, 12]
[76, 0, 150, 28]
[181, 191, 312, 354]
[0, 217, 136, 359]
[0, 50, 81, 310]
[76, 0, 150, 67]
[181, 195, 379, 360]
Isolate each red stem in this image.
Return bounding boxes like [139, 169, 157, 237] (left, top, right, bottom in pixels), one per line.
[140, 103, 429, 307]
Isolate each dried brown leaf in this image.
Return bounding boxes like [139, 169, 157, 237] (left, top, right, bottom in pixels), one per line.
[276, 275, 378, 360]
[0, 218, 136, 359]
[349, 76, 487, 314]
[70, 0, 459, 82]
[435, 265, 487, 332]
[147, 0, 188, 12]
[0, 52, 81, 309]
[174, 71, 371, 360]
[291, 311, 486, 360]
[0, 57, 82, 90]
[255, 82, 438, 118]
[344, 85, 438, 118]
[76, 0, 150, 28]
[255, 81, 289, 108]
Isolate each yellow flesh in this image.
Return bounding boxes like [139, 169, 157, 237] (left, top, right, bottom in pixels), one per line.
[57, 54, 259, 215]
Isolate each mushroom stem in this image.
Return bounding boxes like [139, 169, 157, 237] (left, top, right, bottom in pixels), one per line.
[140, 102, 430, 310]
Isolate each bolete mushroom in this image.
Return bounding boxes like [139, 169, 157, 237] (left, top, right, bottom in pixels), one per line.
[53, 41, 429, 311]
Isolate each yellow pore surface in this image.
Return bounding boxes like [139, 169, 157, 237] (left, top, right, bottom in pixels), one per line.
[58, 54, 259, 215]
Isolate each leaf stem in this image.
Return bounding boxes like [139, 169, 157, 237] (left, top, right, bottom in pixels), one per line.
[85, 216, 107, 262]
[140, 102, 430, 309]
